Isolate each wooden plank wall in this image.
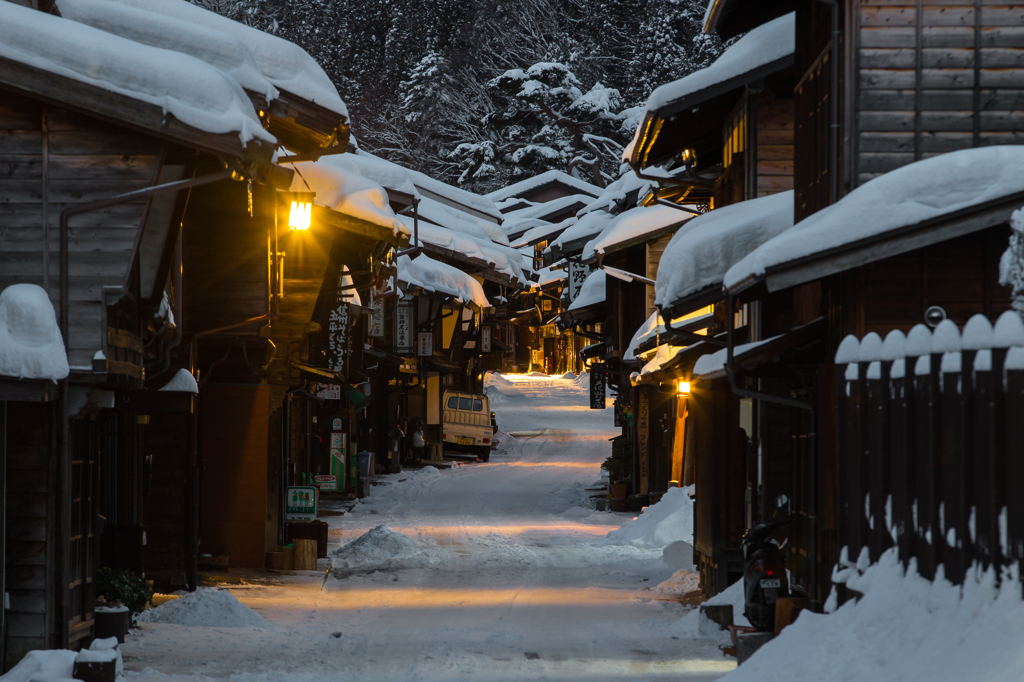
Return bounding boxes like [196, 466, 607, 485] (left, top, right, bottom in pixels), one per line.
[4, 402, 56, 667]
[756, 95, 795, 197]
[0, 91, 161, 369]
[856, 1, 1024, 186]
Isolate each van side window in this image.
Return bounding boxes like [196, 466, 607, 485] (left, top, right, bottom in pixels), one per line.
[473, 399, 483, 411]
[447, 396, 459, 409]
[458, 397, 472, 410]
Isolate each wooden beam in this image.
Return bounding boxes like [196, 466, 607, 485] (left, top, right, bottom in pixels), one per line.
[315, 206, 409, 248]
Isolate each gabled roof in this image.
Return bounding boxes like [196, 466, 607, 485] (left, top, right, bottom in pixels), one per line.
[486, 170, 601, 204]
[629, 12, 795, 171]
[724, 147, 1024, 296]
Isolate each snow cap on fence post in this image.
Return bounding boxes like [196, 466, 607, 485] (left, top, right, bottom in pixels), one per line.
[930, 319, 961, 354]
[881, 330, 907, 360]
[835, 334, 860, 363]
[961, 314, 994, 351]
[859, 332, 884, 362]
[993, 310, 1024, 348]
[906, 324, 932, 357]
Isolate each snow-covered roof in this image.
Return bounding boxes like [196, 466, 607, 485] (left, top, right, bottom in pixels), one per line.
[485, 170, 601, 203]
[624, 311, 666, 362]
[584, 204, 694, 260]
[577, 170, 654, 217]
[512, 217, 576, 248]
[285, 156, 407, 238]
[503, 194, 591, 224]
[397, 254, 489, 308]
[640, 344, 686, 377]
[724, 146, 1024, 291]
[692, 336, 778, 379]
[417, 197, 499, 243]
[0, 284, 69, 382]
[656, 191, 794, 308]
[107, 0, 348, 117]
[644, 12, 795, 116]
[532, 265, 568, 288]
[549, 211, 616, 255]
[57, 0, 279, 103]
[503, 217, 551, 241]
[566, 269, 606, 313]
[400, 217, 526, 283]
[0, 1, 274, 147]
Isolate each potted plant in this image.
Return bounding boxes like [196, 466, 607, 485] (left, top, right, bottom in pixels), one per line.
[603, 436, 631, 499]
[95, 567, 154, 641]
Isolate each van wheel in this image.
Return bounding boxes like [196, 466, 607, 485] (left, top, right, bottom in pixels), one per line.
[476, 447, 490, 463]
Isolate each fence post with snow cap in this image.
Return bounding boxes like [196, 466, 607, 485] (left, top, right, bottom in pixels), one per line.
[834, 313, 1024, 588]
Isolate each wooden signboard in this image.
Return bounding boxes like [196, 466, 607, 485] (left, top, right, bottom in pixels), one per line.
[394, 303, 412, 353]
[590, 362, 606, 410]
[638, 389, 650, 495]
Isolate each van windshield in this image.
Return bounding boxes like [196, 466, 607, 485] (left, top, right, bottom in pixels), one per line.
[473, 399, 483, 411]
[458, 397, 472, 410]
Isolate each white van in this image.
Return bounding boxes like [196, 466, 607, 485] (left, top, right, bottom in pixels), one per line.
[441, 391, 494, 461]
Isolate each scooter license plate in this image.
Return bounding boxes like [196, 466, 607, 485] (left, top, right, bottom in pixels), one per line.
[760, 578, 781, 589]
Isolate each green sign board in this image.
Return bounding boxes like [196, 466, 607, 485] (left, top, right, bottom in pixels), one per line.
[285, 486, 317, 522]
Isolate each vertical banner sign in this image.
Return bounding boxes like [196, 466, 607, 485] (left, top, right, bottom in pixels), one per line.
[481, 326, 492, 353]
[368, 299, 385, 338]
[327, 301, 350, 376]
[638, 389, 650, 495]
[590, 362, 606, 410]
[417, 331, 433, 357]
[568, 261, 588, 302]
[394, 303, 412, 352]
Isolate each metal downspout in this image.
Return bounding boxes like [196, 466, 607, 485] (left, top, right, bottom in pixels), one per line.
[725, 294, 818, 609]
[814, 0, 842, 203]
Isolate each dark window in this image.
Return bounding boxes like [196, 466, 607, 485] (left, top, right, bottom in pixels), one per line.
[447, 396, 459, 409]
[459, 397, 472, 410]
[473, 399, 483, 412]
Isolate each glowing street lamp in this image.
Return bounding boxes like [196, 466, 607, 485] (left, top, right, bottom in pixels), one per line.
[279, 191, 316, 231]
[677, 380, 691, 397]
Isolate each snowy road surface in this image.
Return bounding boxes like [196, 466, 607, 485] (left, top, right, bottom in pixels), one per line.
[123, 373, 734, 682]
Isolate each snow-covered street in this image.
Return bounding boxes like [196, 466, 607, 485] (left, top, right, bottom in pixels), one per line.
[120, 373, 734, 682]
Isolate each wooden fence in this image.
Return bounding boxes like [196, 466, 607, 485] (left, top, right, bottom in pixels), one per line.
[835, 312, 1024, 585]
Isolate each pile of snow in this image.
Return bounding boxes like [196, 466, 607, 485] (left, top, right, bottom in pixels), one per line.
[655, 191, 794, 308]
[572, 372, 591, 391]
[724, 549, 1024, 682]
[0, 2, 273, 147]
[397, 254, 490, 308]
[674, 578, 750, 635]
[0, 650, 78, 682]
[137, 587, 271, 629]
[638, 568, 701, 602]
[605, 485, 694, 548]
[561, 371, 577, 379]
[331, 524, 420, 569]
[0, 284, 69, 381]
[158, 368, 198, 393]
[725, 146, 1024, 291]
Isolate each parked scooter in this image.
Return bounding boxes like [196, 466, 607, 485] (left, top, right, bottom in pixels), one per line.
[742, 520, 790, 632]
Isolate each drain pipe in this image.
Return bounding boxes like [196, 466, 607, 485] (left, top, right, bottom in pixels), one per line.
[814, 0, 842, 203]
[724, 293, 818, 609]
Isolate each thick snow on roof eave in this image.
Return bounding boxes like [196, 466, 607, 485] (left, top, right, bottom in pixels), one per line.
[550, 211, 616, 254]
[645, 12, 795, 115]
[0, 284, 69, 382]
[566, 270, 606, 312]
[107, 0, 348, 118]
[624, 311, 665, 362]
[486, 170, 602, 203]
[56, 0, 279, 103]
[400, 217, 525, 282]
[286, 156, 407, 238]
[0, 1, 274, 147]
[397, 254, 490, 308]
[723, 146, 1024, 291]
[656, 191, 794, 309]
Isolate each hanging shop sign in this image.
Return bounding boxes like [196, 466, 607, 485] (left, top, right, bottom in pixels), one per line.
[481, 326, 492, 353]
[637, 389, 650, 495]
[285, 486, 318, 521]
[590, 361, 606, 410]
[368, 298, 385, 338]
[314, 475, 337, 491]
[417, 331, 434, 357]
[312, 383, 341, 400]
[327, 301, 352, 376]
[568, 261, 589, 302]
[395, 303, 412, 353]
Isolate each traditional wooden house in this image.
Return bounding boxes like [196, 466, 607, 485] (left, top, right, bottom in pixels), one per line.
[0, 0, 279, 659]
